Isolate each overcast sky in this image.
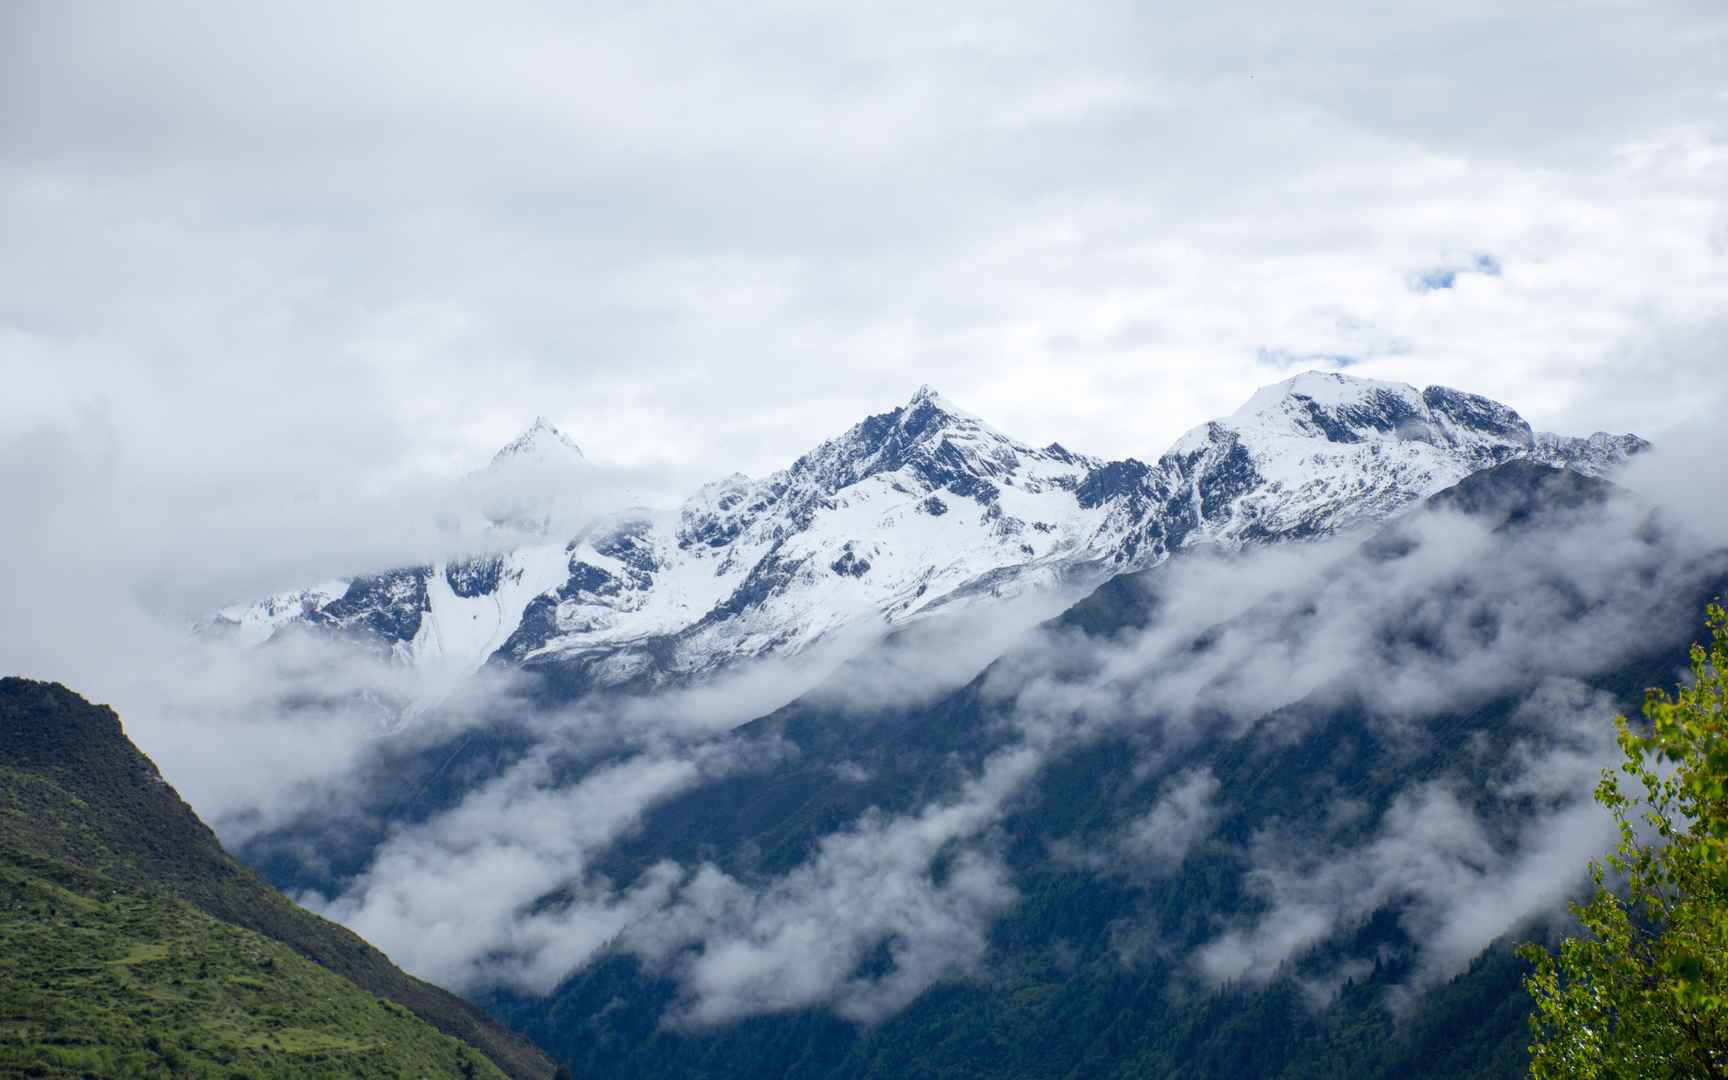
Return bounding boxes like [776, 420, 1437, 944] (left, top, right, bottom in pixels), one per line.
[3, 1, 1725, 592]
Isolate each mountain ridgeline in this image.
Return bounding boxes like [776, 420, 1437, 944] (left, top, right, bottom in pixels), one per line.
[204, 372, 1645, 700]
[0, 678, 554, 1079]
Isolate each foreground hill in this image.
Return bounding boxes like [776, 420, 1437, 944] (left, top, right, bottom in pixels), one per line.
[0, 678, 554, 1079]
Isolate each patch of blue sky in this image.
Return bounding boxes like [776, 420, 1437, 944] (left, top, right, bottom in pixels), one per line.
[1256, 348, 1361, 370]
[1409, 252, 1502, 292]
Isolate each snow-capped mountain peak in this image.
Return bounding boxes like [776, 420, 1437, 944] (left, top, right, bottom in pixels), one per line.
[788, 385, 1092, 503]
[457, 416, 596, 539]
[1239, 369, 1415, 414]
[209, 376, 1647, 701]
[1184, 370, 1530, 454]
[489, 416, 586, 469]
[1155, 370, 1645, 547]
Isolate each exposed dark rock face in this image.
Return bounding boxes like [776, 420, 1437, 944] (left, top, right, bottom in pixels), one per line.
[312, 568, 431, 642]
[830, 546, 872, 578]
[1075, 459, 1154, 510]
[1422, 385, 1535, 446]
[448, 556, 505, 598]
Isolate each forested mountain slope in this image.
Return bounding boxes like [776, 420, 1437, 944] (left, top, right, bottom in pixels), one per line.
[473, 461, 1723, 1079]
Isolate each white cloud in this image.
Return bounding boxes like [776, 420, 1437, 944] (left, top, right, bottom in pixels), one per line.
[622, 747, 1035, 1025]
[1122, 767, 1222, 869]
[1194, 778, 1616, 995]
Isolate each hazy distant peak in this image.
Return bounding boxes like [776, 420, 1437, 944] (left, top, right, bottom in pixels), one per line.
[906, 383, 955, 409]
[490, 416, 586, 469]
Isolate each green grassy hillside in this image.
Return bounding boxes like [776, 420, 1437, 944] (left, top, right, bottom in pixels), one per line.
[0, 849, 508, 1078]
[0, 678, 555, 1080]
